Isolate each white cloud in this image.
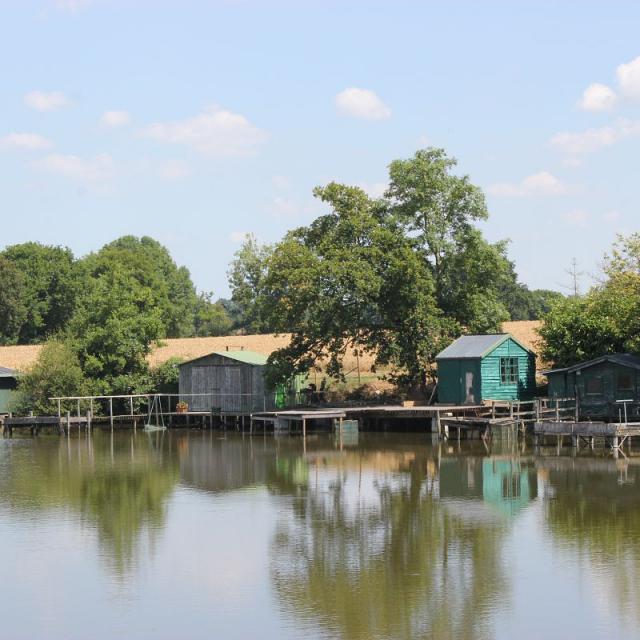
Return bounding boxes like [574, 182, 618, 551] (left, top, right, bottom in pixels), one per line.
[24, 90, 69, 111]
[271, 175, 291, 191]
[53, 0, 93, 12]
[229, 231, 249, 243]
[159, 159, 191, 180]
[358, 182, 387, 198]
[335, 88, 391, 120]
[617, 56, 640, 101]
[563, 209, 590, 227]
[270, 196, 298, 217]
[100, 110, 131, 128]
[550, 119, 640, 156]
[142, 105, 268, 156]
[37, 153, 114, 185]
[578, 83, 617, 112]
[487, 171, 567, 197]
[0, 132, 53, 151]
[603, 210, 622, 223]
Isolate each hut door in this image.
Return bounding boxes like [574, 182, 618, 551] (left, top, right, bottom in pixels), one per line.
[465, 371, 476, 404]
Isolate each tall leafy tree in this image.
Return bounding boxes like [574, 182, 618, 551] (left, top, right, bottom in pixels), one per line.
[70, 258, 165, 393]
[1, 242, 79, 343]
[386, 148, 511, 331]
[0, 256, 27, 345]
[260, 183, 450, 390]
[81, 236, 199, 338]
[227, 234, 274, 333]
[539, 234, 640, 366]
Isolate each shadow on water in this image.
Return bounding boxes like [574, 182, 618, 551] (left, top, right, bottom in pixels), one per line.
[0, 431, 179, 576]
[264, 436, 537, 640]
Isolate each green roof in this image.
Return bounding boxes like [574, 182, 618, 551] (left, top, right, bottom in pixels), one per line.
[212, 350, 268, 365]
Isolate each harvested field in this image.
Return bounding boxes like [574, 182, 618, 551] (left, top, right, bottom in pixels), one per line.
[0, 320, 545, 378]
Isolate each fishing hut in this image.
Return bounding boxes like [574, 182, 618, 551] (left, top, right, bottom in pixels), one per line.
[543, 354, 640, 420]
[0, 366, 19, 414]
[436, 334, 536, 405]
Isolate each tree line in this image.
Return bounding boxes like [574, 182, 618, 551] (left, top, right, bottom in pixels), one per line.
[12, 147, 617, 410]
[228, 148, 563, 390]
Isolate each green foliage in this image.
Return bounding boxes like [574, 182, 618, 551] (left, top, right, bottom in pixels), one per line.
[81, 236, 198, 338]
[12, 340, 86, 414]
[0, 256, 27, 345]
[194, 293, 233, 336]
[227, 234, 274, 333]
[1, 242, 80, 344]
[70, 258, 165, 394]
[260, 182, 452, 390]
[256, 149, 516, 391]
[149, 357, 183, 394]
[539, 233, 640, 367]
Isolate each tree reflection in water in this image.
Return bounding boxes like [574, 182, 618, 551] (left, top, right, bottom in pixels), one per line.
[0, 431, 179, 576]
[542, 456, 640, 624]
[268, 446, 531, 640]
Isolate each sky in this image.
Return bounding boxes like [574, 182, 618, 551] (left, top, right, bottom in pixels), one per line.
[1, 0, 639, 297]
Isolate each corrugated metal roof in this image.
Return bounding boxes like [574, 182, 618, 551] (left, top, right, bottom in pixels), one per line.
[179, 350, 268, 367]
[214, 350, 268, 365]
[436, 334, 513, 360]
[0, 366, 18, 378]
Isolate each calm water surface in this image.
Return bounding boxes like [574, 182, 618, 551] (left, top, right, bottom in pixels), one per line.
[0, 430, 638, 640]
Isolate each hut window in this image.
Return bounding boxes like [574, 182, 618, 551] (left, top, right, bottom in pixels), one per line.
[500, 357, 519, 385]
[618, 372, 634, 392]
[586, 377, 603, 395]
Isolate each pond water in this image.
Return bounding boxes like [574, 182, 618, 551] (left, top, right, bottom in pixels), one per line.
[0, 430, 638, 640]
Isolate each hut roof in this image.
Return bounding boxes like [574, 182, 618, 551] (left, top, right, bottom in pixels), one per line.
[436, 333, 534, 360]
[179, 350, 268, 367]
[0, 366, 19, 378]
[543, 353, 640, 376]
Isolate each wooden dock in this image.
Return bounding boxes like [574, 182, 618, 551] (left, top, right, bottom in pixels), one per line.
[534, 420, 640, 449]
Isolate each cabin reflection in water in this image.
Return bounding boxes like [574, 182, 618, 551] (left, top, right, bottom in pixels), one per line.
[438, 456, 538, 518]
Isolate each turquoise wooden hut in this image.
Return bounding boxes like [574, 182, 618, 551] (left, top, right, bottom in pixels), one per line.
[436, 334, 536, 405]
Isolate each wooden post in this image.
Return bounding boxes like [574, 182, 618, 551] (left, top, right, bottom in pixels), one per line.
[86, 409, 92, 432]
[491, 402, 496, 419]
[129, 396, 134, 418]
[302, 418, 306, 439]
[109, 397, 114, 429]
[57, 399, 61, 418]
[555, 397, 560, 422]
[66, 411, 71, 435]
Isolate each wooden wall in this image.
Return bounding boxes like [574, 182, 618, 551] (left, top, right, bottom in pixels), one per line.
[480, 338, 536, 401]
[179, 354, 270, 413]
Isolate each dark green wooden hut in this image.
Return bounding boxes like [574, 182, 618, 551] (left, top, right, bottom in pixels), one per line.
[543, 354, 640, 419]
[436, 334, 536, 405]
[0, 367, 19, 414]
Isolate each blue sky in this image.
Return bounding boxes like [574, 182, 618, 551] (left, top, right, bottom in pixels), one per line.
[1, 1, 638, 297]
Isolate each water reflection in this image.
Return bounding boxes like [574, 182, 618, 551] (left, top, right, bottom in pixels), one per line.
[268, 441, 535, 640]
[541, 454, 640, 624]
[0, 432, 179, 575]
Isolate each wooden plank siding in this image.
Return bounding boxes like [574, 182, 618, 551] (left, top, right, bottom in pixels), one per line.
[179, 353, 270, 413]
[480, 339, 536, 401]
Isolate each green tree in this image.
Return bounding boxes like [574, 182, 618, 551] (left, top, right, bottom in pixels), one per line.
[387, 148, 511, 331]
[82, 236, 199, 338]
[260, 183, 449, 390]
[12, 340, 86, 414]
[0, 256, 27, 345]
[539, 234, 640, 366]
[227, 234, 274, 333]
[194, 293, 233, 336]
[70, 259, 164, 394]
[1, 242, 80, 343]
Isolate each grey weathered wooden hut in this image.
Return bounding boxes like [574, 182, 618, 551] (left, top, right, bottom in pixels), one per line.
[0, 366, 19, 414]
[178, 350, 272, 414]
[436, 334, 536, 405]
[543, 353, 640, 419]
